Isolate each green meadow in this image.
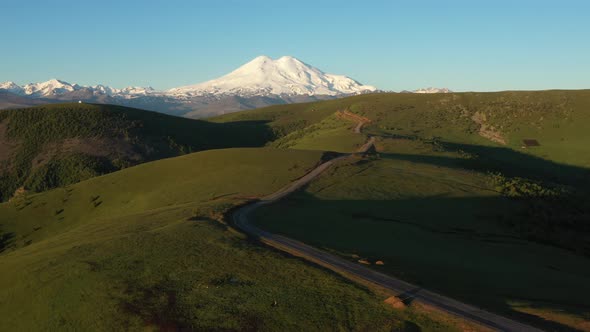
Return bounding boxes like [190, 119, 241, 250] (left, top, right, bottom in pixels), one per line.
[0, 147, 458, 331]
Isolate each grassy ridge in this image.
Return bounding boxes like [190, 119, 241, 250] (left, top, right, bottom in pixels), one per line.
[271, 113, 366, 153]
[211, 99, 351, 139]
[0, 103, 274, 201]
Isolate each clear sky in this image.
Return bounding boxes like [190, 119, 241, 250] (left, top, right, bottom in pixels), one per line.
[1, 0, 589, 91]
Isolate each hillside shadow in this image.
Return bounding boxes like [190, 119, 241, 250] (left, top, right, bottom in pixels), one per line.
[139, 117, 277, 151]
[253, 192, 590, 332]
[376, 139, 590, 188]
[197, 119, 277, 148]
[98, 104, 278, 149]
[0, 229, 14, 253]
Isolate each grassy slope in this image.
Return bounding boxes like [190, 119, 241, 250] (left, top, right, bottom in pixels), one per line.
[218, 91, 590, 330]
[0, 103, 273, 201]
[272, 113, 366, 153]
[215, 90, 590, 169]
[0, 148, 455, 331]
[254, 142, 590, 330]
[211, 98, 351, 140]
[357, 91, 590, 170]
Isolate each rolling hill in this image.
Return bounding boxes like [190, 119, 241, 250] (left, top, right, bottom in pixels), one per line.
[0, 103, 274, 202]
[0, 147, 460, 331]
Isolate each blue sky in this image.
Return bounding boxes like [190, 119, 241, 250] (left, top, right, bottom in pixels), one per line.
[1, 0, 589, 91]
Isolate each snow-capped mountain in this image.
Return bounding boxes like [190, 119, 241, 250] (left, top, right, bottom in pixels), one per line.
[1, 56, 375, 100]
[412, 87, 452, 94]
[119, 86, 156, 95]
[167, 56, 377, 97]
[1, 79, 155, 98]
[21, 79, 81, 97]
[0, 81, 25, 95]
[0, 55, 379, 117]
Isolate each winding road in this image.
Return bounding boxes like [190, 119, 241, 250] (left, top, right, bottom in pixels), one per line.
[231, 116, 542, 332]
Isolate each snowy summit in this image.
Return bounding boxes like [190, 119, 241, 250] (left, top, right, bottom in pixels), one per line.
[0, 79, 155, 98]
[413, 87, 452, 94]
[167, 55, 377, 97]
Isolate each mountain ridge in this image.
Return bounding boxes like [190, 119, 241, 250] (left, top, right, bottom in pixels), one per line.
[1, 56, 377, 99]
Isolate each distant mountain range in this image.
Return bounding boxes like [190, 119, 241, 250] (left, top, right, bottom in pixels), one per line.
[412, 87, 452, 94]
[0, 56, 450, 118]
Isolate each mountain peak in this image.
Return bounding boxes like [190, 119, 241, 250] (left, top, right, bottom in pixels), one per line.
[168, 55, 376, 97]
[251, 55, 272, 62]
[277, 55, 298, 62]
[0, 81, 24, 95]
[46, 78, 68, 84]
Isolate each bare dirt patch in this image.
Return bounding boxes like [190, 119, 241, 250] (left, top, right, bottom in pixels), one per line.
[384, 296, 406, 309]
[471, 111, 506, 145]
[337, 110, 372, 133]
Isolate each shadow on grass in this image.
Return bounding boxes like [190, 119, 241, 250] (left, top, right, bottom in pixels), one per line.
[374, 139, 590, 255]
[252, 192, 590, 332]
[0, 230, 14, 253]
[87, 103, 278, 151]
[136, 118, 277, 161]
[376, 137, 590, 188]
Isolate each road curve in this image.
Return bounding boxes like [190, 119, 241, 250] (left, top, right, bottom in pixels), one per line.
[231, 133, 542, 332]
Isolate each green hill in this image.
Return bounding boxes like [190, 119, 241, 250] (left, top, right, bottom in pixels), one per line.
[0, 103, 273, 201]
[0, 147, 458, 331]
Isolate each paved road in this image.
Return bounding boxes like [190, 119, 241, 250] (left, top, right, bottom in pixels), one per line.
[231, 122, 543, 332]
